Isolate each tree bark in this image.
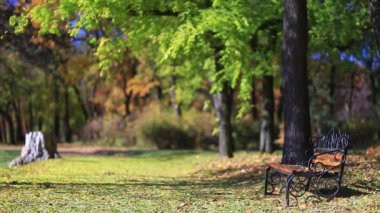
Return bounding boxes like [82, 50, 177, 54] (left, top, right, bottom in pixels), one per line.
[281, 0, 312, 164]
[260, 75, 275, 153]
[211, 37, 235, 158]
[213, 83, 234, 158]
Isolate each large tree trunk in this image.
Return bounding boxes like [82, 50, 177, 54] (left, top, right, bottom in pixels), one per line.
[281, 0, 312, 165]
[260, 75, 275, 153]
[370, 0, 380, 53]
[213, 83, 234, 158]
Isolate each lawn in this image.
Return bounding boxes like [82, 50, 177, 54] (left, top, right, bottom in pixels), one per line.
[0, 150, 379, 212]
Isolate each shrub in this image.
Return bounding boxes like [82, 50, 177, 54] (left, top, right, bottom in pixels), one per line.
[140, 119, 193, 149]
[340, 119, 380, 149]
[134, 105, 194, 149]
[233, 119, 261, 150]
[183, 110, 217, 149]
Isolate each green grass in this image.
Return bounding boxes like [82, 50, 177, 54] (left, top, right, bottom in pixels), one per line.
[0, 150, 379, 212]
[0, 150, 19, 166]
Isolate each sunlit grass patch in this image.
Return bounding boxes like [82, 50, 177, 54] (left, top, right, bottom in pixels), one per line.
[0, 150, 379, 212]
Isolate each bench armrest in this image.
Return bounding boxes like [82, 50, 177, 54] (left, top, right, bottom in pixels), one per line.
[307, 149, 347, 174]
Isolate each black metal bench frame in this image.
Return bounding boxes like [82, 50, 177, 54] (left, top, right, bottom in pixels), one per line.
[264, 128, 349, 206]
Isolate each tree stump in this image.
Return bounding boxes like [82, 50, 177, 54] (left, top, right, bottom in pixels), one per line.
[9, 131, 60, 167]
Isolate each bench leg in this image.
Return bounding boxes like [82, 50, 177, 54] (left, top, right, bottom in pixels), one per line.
[305, 177, 311, 191]
[285, 175, 291, 206]
[264, 167, 271, 195]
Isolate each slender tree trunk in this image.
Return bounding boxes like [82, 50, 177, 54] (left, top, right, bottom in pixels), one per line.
[329, 64, 336, 114]
[370, 0, 380, 54]
[28, 100, 34, 131]
[2, 111, 16, 144]
[170, 75, 182, 119]
[121, 74, 133, 117]
[277, 86, 283, 122]
[73, 85, 90, 120]
[122, 75, 132, 117]
[42, 70, 60, 158]
[156, 79, 163, 100]
[213, 83, 234, 158]
[210, 36, 234, 158]
[53, 77, 61, 141]
[38, 115, 43, 130]
[370, 73, 377, 104]
[348, 71, 355, 119]
[250, 34, 259, 120]
[63, 87, 72, 142]
[0, 117, 6, 143]
[12, 100, 25, 143]
[281, 0, 312, 164]
[366, 60, 377, 104]
[0, 119, 3, 143]
[260, 75, 275, 153]
[251, 78, 258, 120]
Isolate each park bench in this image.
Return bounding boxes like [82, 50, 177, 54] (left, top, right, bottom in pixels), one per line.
[264, 128, 349, 206]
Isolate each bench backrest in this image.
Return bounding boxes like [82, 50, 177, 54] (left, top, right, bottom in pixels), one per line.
[310, 128, 349, 169]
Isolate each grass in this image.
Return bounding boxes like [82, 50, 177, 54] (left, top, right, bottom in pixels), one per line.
[0, 150, 19, 166]
[0, 149, 379, 212]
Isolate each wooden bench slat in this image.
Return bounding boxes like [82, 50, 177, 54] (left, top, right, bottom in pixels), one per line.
[269, 163, 308, 174]
[312, 159, 341, 167]
[315, 153, 343, 160]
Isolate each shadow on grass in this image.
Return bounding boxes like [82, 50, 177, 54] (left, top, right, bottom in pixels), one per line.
[0, 179, 262, 201]
[336, 186, 369, 198]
